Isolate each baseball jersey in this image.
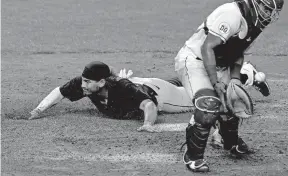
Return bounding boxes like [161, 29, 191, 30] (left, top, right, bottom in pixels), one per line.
[59, 76, 157, 119]
[184, 2, 251, 66]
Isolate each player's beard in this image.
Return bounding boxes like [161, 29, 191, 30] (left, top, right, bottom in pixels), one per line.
[96, 87, 108, 99]
[82, 88, 92, 95]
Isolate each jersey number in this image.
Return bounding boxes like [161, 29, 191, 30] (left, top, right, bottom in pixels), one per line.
[219, 25, 228, 33]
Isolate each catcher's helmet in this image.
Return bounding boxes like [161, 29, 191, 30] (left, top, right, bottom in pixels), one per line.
[249, 0, 284, 29]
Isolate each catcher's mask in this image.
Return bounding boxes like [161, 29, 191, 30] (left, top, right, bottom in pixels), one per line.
[249, 0, 284, 29]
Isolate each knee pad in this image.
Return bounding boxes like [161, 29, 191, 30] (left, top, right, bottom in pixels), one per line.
[193, 89, 221, 127]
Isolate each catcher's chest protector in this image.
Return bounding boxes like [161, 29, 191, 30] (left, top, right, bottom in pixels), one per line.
[214, 1, 262, 67]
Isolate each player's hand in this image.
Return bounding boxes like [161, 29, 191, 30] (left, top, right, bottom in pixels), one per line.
[137, 124, 161, 133]
[213, 82, 228, 113]
[28, 108, 41, 120]
[118, 68, 133, 78]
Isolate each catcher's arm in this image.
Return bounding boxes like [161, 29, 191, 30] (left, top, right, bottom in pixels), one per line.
[29, 87, 64, 120]
[202, 34, 228, 111]
[137, 99, 159, 132]
[230, 55, 244, 81]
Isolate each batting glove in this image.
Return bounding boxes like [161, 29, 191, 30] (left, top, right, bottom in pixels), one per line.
[118, 68, 133, 78]
[29, 108, 41, 120]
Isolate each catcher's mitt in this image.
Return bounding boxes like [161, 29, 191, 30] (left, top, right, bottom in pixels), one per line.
[225, 81, 254, 119]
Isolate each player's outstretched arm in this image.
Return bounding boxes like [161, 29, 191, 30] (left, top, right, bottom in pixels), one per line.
[29, 87, 64, 120]
[137, 99, 159, 132]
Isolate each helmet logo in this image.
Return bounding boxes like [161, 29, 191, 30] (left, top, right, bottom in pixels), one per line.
[218, 22, 230, 34]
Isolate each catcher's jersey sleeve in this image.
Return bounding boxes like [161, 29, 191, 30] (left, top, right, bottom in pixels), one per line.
[184, 2, 245, 59]
[59, 76, 85, 101]
[207, 12, 242, 43]
[205, 2, 245, 43]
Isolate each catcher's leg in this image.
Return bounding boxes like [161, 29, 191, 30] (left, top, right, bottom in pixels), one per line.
[183, 89, 221, 172]
[175, 51, 219, 172]
[211, 124, 249, 155]
[217, 116, 249, 156]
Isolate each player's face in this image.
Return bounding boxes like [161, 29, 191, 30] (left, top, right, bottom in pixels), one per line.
[81, 77, 105, 95]
[258, 3, 273, 20]
[255, 1, 280, 28]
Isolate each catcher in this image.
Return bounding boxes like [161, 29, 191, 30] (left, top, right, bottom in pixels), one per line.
[174, 0, 283, 172]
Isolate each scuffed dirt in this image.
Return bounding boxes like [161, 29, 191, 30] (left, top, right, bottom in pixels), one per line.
[2, 0, 288, 175]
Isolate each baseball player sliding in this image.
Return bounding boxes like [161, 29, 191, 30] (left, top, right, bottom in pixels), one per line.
[29, 61, 194, 132]
[29, 61, 269, 133]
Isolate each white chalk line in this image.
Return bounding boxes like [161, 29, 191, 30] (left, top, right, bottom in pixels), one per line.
[40, 151, 178, 164]
[153, 113, 285, 131]
[152, 123, 188, 132]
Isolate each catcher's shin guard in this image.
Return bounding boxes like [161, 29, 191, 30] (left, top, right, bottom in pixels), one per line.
[218, 116, 239, 150]
[211, 124, 249, 154]
[184, 89, 220, 164]
[185, 122, 211, 161]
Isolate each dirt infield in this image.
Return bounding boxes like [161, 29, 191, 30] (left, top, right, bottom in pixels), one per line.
[2, 0, 288, 175]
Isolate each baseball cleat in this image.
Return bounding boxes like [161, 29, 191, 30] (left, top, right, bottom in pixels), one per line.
[183, 147, 209, 172]
[211, 130, 249, 155]
[230, 137, 249, 156]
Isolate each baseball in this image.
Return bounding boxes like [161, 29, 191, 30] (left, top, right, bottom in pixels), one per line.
[255, 72, 266, 82]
